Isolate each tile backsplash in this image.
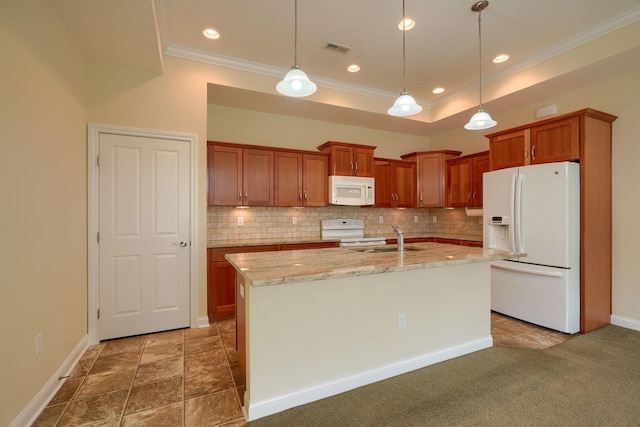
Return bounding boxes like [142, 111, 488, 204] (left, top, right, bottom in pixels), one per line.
[207, 206, 483, 241]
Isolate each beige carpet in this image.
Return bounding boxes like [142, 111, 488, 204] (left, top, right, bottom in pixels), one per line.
[249, 325, 640, 426]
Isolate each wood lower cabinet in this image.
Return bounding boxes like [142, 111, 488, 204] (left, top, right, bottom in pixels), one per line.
[386, 237, 482, 247]
[317, 141, 376, 177]
[486, 108, 617, 333]
[208, 242, 339, 321]
[208, 245, 280, 321]
[446, 151, 489, 208]
[374, 158, 415, 208]
[275, 151, 328, 207]
[207, 142, 274, 206]
[401, 150, 462, 208]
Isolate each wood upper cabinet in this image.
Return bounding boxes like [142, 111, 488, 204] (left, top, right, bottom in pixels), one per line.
[401, 150, 462, 207]
[208, 142, 274, 206]
[317, 141, 376, 177]
[446, 151, 489, 208]
[274, 151, 328, 207]
[374, 158, 415, 208]
[488, 115, 580, 170]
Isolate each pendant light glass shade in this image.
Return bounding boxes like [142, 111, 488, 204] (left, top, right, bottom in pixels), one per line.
[388, 0, 422, 117]
[276, 66, 317, 97]
[388, 92, 423, 116]
[465, 1, 497, 130]
[277, 0, 316, 98]
[464, 109, 497, 130]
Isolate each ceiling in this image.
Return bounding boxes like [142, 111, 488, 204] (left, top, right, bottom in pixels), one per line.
[51, 0, 640, 136]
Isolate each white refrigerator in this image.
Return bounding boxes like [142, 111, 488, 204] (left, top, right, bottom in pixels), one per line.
[483, 162, 580, 334]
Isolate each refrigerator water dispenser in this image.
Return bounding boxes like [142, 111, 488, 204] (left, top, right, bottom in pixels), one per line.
[485, 216, 512, 251]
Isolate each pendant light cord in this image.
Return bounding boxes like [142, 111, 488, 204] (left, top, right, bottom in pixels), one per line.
[477, 6, 484, 109]
[293, 0, 298, 67]
[402, 0, 407, 94]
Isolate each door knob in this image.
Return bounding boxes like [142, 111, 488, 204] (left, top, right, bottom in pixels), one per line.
[173, 241, 188, 247]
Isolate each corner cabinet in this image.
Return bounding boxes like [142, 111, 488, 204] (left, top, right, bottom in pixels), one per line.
[401, 150, 462, 208]
[274, 150, 329, 207]
[207, 142, 274, 206]
[446, 151, 489, 208]
[374, 158, 415, 208]
[486, 108, 617, 333]
[317, 141, 376, 177]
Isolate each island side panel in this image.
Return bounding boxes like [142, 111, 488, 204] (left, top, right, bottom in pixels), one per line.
[243, 261, 491, 418]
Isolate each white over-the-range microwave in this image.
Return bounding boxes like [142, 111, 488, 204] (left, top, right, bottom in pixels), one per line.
[329, 175, 375, 206]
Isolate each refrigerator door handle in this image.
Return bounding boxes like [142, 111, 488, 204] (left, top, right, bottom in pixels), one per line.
[508, 174, 517, 252]
[514, 174, 523, 253]
[491, 263, 565, 278]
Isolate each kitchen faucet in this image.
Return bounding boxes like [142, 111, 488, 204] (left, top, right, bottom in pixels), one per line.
[391, 225, 404, 253]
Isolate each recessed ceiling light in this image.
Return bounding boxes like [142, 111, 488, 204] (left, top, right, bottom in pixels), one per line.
[347, 64, 360, 73]
[398, 18, 415, 31]
[432, 87, 445, 94]
[203, 28, 220, 39]
[493, 54, 509, 63]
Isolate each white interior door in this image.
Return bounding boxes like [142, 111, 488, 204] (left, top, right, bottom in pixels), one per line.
[98, 133, 190, 340]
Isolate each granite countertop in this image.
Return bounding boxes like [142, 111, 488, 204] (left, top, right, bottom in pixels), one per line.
[226, 242, 518, 287]
[207, 233, 482, 248]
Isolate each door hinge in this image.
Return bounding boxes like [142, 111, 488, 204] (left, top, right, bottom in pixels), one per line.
[96, 155, 100, 166]
[97, 309, 100, 319]
[97, 232, 100, 243]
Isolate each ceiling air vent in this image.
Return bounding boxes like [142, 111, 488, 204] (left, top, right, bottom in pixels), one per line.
[323, 42, 351, 54]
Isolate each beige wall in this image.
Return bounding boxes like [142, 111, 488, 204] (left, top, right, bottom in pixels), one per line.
[2, 0, 639, 423]
[0, 1, 88, 424]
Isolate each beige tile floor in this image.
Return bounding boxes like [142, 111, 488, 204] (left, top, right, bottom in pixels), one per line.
[33, 312, 572, 426]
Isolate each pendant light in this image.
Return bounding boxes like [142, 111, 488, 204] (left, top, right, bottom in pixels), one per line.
[276, 0, 317, 97]
[388, 0, 422, 117]
[465, 0, 497, 130]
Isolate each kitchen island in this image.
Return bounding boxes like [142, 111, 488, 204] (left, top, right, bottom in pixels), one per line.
[226, 242, 518, 421]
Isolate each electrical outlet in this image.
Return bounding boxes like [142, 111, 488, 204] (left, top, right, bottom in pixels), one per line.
[237, 216, 244, 227]
[35, 333, 43, 357]
[432, 215, 437, 223]
[397, 313, 407, 330]
[414, 216, 419, 223]
[292, 217, 297, 225]
[379, 216, 384, 224]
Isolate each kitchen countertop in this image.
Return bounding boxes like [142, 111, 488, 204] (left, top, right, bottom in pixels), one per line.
[207, 232, 482, 248]
[226, 241, 518, 287]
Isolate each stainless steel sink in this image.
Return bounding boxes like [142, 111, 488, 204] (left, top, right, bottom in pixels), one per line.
[349, 246, 423, 253]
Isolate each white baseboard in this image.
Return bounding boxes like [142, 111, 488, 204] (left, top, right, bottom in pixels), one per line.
[197, 316, 211, 328]
[246, 336, 493, 421]
[611, 314, 640, 332]
[11, 334, 89, 427]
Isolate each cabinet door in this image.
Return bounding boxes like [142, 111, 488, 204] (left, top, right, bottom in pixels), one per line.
[417, 154, 443, 207]
[208, 144, 243, 206]
[394, 162, 415, 208]
[530, 116, 579, 164]
[354, 148, 375, 177]
[374, 160, 394, 207]
[208, 260, 237, 321]
[447, 158, 471, 207]
[489, 129, 529, 171]
[330, 145, 354, 176]
[471, 154, 490, 207]
[243, 148, 274, 206]
[275, 151, 303, 206]
[302, 153, 329, 206]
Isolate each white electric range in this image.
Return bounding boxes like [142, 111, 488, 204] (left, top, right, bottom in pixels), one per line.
[321, 219, 386, 247]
